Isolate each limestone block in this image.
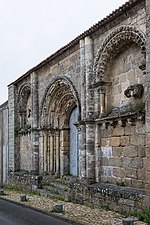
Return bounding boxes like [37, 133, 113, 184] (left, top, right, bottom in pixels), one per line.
[131, 180, 144, 189]
[127, 70, 135, 81]
[119, 199, 134, 207]
[130, 135, 145, 146]
[113, 168, 125, 178]
[124, 178, 132, 187]
[146, 133, 150, 147]
[136, 122, 146, 135]
[101, 166, 112, 177]
[130, 157, 143, 169]
[123, 146, 138, 157]
[101, 138, 110, 147]
[146, 147, 150, 157]
[122, 218, 134, 225]
[112, 147, 123, 157]
[138, 147, 145, 157]
[20, 194, 27, 202]
[137, 169, 145, 180]
[125, 126, 135, 135]
[125, 168, 137, 179]
[121, 136, 129, 146]
[101, 157, 109, 166]
[52, 204, 64, 213]
[101, 146, 112, 157]
[109, 157, 121, 167]
[0, 189, 4, 195]
[113, 127, 124, 136]
[145, 172, 150, 184]
[110, 137, 121, 147]
[120, 73, 126, 83]
[143, 158, 150, 172]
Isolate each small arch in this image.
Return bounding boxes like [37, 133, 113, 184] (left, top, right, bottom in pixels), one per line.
[93, 25, 146, 83]
[17, 82, 31, 127]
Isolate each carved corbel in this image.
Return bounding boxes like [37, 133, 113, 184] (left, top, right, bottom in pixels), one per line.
[124, 84, 144, 98]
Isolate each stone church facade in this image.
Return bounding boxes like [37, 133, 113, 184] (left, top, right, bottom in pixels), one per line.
[3, 0, 150, 208]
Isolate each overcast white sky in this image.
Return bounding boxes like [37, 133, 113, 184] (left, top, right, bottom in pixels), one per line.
[0, 0, 127, 105]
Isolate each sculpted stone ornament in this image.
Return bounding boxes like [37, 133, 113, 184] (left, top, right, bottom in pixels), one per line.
[124, 84, 144, 98]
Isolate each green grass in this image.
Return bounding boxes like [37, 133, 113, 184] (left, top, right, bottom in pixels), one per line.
[129, 207, 150, 223]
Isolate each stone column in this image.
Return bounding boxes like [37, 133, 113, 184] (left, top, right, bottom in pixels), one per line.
[49, 130, 54, 173]
[78, 124, 86, 179]
[38, 131, 44, 172]
[85, 36, 94, 117]
[8, 84, 16, 172]
[84, 36, 95, 182]
[79, 39, 86, 179]
[95, 88, 100, 117]
[31, 72, 39, 172]
[99, 88, 106, 114]
[95, 123, 101, 182]
[60, 128, 69, 176]
[55, 130, 60, 175]
[80, 39, 86, 119]
[145, 0, 150, 196]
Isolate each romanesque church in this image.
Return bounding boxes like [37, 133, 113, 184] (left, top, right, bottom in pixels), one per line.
[1, 0, 150, 212]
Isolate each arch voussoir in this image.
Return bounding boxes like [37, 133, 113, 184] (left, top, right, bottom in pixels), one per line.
[93, 25, 146, 83]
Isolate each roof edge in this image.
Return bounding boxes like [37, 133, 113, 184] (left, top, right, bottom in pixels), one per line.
[9, 0, 143, 86]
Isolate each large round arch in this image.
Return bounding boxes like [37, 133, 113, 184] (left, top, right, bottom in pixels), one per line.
[93, 25, 146, 83]
[39, 76, 81, 176]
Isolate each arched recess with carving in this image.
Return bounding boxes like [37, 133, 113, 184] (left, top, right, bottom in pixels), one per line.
[92, 25, 146, 117]
[18, 82, 31, 128]
[93, 25, 146, 83]
[40, 76, 81, 127]
[39, 76, 81, 175]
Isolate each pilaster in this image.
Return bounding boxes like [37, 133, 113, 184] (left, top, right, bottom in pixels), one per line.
[8, 84, 16, 172]
[31, 72, 39, 171]
[145, 0, 150, 194]
[84, 36, 95, 181]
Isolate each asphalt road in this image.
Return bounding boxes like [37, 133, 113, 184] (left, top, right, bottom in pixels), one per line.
[0, 198, 76, 225]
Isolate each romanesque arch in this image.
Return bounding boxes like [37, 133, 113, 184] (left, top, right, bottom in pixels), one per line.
[93, 25, 146, 83]
[17, 82, 31, 128]
[39, 76, 81, 176]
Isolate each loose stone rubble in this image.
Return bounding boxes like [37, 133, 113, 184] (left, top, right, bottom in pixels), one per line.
[0, 190, 146, 225]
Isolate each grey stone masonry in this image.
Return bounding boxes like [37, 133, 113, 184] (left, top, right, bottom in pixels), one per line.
[145, 0, 150, 194]
[8, 85, 16, 172]
[31, 72, 39, 171]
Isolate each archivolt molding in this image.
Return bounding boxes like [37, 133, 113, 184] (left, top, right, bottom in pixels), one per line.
[40, 76, 81, 127]
[93, 25, 146, 83]
[18, 82, 31, 98]
[17, 82, 31, 112]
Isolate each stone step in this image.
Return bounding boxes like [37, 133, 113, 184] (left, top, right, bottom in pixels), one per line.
[43, 185, 68, 196]
[38, 176, 78, 202]
[37, 188, 67, 201]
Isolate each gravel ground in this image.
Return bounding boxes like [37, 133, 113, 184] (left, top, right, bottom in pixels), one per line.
[0, 190, 147, 225]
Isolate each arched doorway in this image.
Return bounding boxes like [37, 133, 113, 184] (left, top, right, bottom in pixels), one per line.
[69, 107, 78, 176]
[40, 77, 81, 176]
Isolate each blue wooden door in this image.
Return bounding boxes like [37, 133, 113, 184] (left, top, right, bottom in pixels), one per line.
[69, 107, 78, 176]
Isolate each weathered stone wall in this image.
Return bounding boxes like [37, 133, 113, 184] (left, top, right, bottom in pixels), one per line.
[99, 120, 145, 189]
[7, 0, 150, 209]
[69, 182, 145, 214]
[0, 102, 8, 185]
